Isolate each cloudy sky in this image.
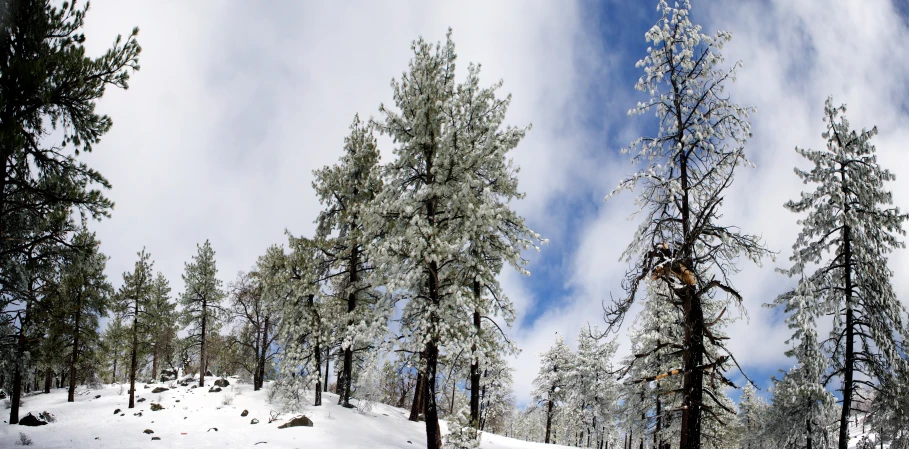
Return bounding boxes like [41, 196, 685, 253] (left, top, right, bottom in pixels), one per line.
[78, 0, 909, 405]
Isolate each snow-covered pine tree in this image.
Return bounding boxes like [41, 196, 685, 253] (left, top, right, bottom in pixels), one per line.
[765, 276, 838, 449]
[56, 227, 112, 402]
[531, 336, 574, 444]
[147, 272, 176, 382]
[867, 360, 908, 449]
[605, 2, 770, 448]
[571, 327, 619, 449]
[737, 384, 770, 449]
[312, 114, 385, 409]
[179, 240, 226, 387]
[370, 30, 540, 449]
[114, 249, 155, 409]
[775, 97, 909, 449]
[449, 61, 542, 430]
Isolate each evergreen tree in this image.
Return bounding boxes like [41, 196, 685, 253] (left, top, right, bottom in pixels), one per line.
[775, 97, 909, 449]
[369, 30, 540, 449]
[531, 336, 574, 444]
[179, 240, 225, 387]
[312, 114, 385, 408]
[228, 268, 278, 390]
[604, 2, 771, 447]
[147, 272, 176, 382]
[114, 249, 154, 409]
[56, 227, 111, 402]
[737, 385, 770, 449]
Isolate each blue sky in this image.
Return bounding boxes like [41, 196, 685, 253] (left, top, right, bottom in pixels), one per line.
[79, 0, 909, 406]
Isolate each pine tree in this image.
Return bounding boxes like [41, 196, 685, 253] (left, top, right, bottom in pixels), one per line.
[312, 114, 385, 408]
[737, 385, 770, 449]
[114, 249, 154, 409]
[604, 2, 771, 447]
[227, 269, 277, 391]
[370, 30, 540, 449]
[180, 240, 225, 387]
[775, 97, 909, 449]
[531, 336, 574, 444]
[147, 272, 176, 382]
[55, 227, 111, 402]
[452, 60, 542, 431]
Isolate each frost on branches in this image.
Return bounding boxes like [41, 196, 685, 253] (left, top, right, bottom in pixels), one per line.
[312, 114, 387, 409]
[368, 29, 541, 449]
[774, 97, 909, 449]
[604, 2, 770, 448]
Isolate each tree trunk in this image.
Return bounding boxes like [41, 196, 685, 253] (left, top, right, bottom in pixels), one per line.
[341, 244, 358, 409]
[679, 285, 705, 449]
[470, 283, 481, 427]
[323, 346, 330, 392]
[199, 297, 207, 388]
[409, 367, 424, 422]
[545, 388, 555, 444]
[807, 417, 813, 449]
[128, 298, 139, 409]
[838, 217, 854, 449]
[314, 337, 322, 406]
[9, 297, 32, 424]
[151, 344, 158, 383]
[44, 369, 51, 394]
[424, 339, 443, 449]
[69, 293, 83, 402]
[257, 315, 268, 391]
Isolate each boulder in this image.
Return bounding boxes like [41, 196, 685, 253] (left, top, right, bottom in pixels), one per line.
[143, 429, 154, 434]
[250, 418, 259, 424]
[39, 411, 56, 423]
[137, 398, 146, 403]
[213, 378, 230, 388]
[18, 413, 48, 426]
[277, 415, 313, 429]
[144, 385, 150, 389]
[208, 387, 221, 393]
[94, 395, 101, 399]
[114, 408, 121, 415]
[0, 390, 7, 399]
[205, 370, 214, 377]
[190, 385, 198, 389]
[241, 410, 249, 417]
[152, 437, 161, 440]
[151, 387, 169, 393]
[150, 403, 164, 411]
[134, 412, 143, 417]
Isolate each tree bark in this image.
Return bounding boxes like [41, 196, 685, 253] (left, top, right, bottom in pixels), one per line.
[409, 367, 424, 422]
[340, 244, 358, 408]
[128, 298, 139, 409]
[199, 296, 207, 388]
[837, 194, 854, 449]
[10, 297, 32, 424]
[323, 346, 330, 393]
[424, 339, 443, 449]
[257, 315, 268, 391]
[545, 387, 555, 444]
[469, 281, 482, 427]
[69, 292, 83, 402]
[807, 417, 813, 449]
[314, 336, 322, 406]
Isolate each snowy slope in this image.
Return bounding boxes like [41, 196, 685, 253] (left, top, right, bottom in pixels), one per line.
[0, 380, 573, 449]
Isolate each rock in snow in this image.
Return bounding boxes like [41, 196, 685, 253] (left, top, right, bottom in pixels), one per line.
[18, 413, 48, 426]
[277, 415, 313, 429]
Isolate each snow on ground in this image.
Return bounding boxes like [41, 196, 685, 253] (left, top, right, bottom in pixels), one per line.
[0, 380, 573, 449]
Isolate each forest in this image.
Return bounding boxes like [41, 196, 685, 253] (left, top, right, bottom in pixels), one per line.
[0, 1, 907, 449]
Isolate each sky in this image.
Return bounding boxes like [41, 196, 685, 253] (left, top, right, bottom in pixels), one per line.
[77, 0, 909, 406]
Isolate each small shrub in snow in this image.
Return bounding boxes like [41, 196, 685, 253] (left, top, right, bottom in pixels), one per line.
[444, 407, 480, 449]
[16, 432, 32, 446]
[222, 393, 235, 406]
[118, 384, 124, 396]
[268, 410, 282, 424]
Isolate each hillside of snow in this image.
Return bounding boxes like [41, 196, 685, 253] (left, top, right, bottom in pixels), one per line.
[0, 379, 573, 449]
